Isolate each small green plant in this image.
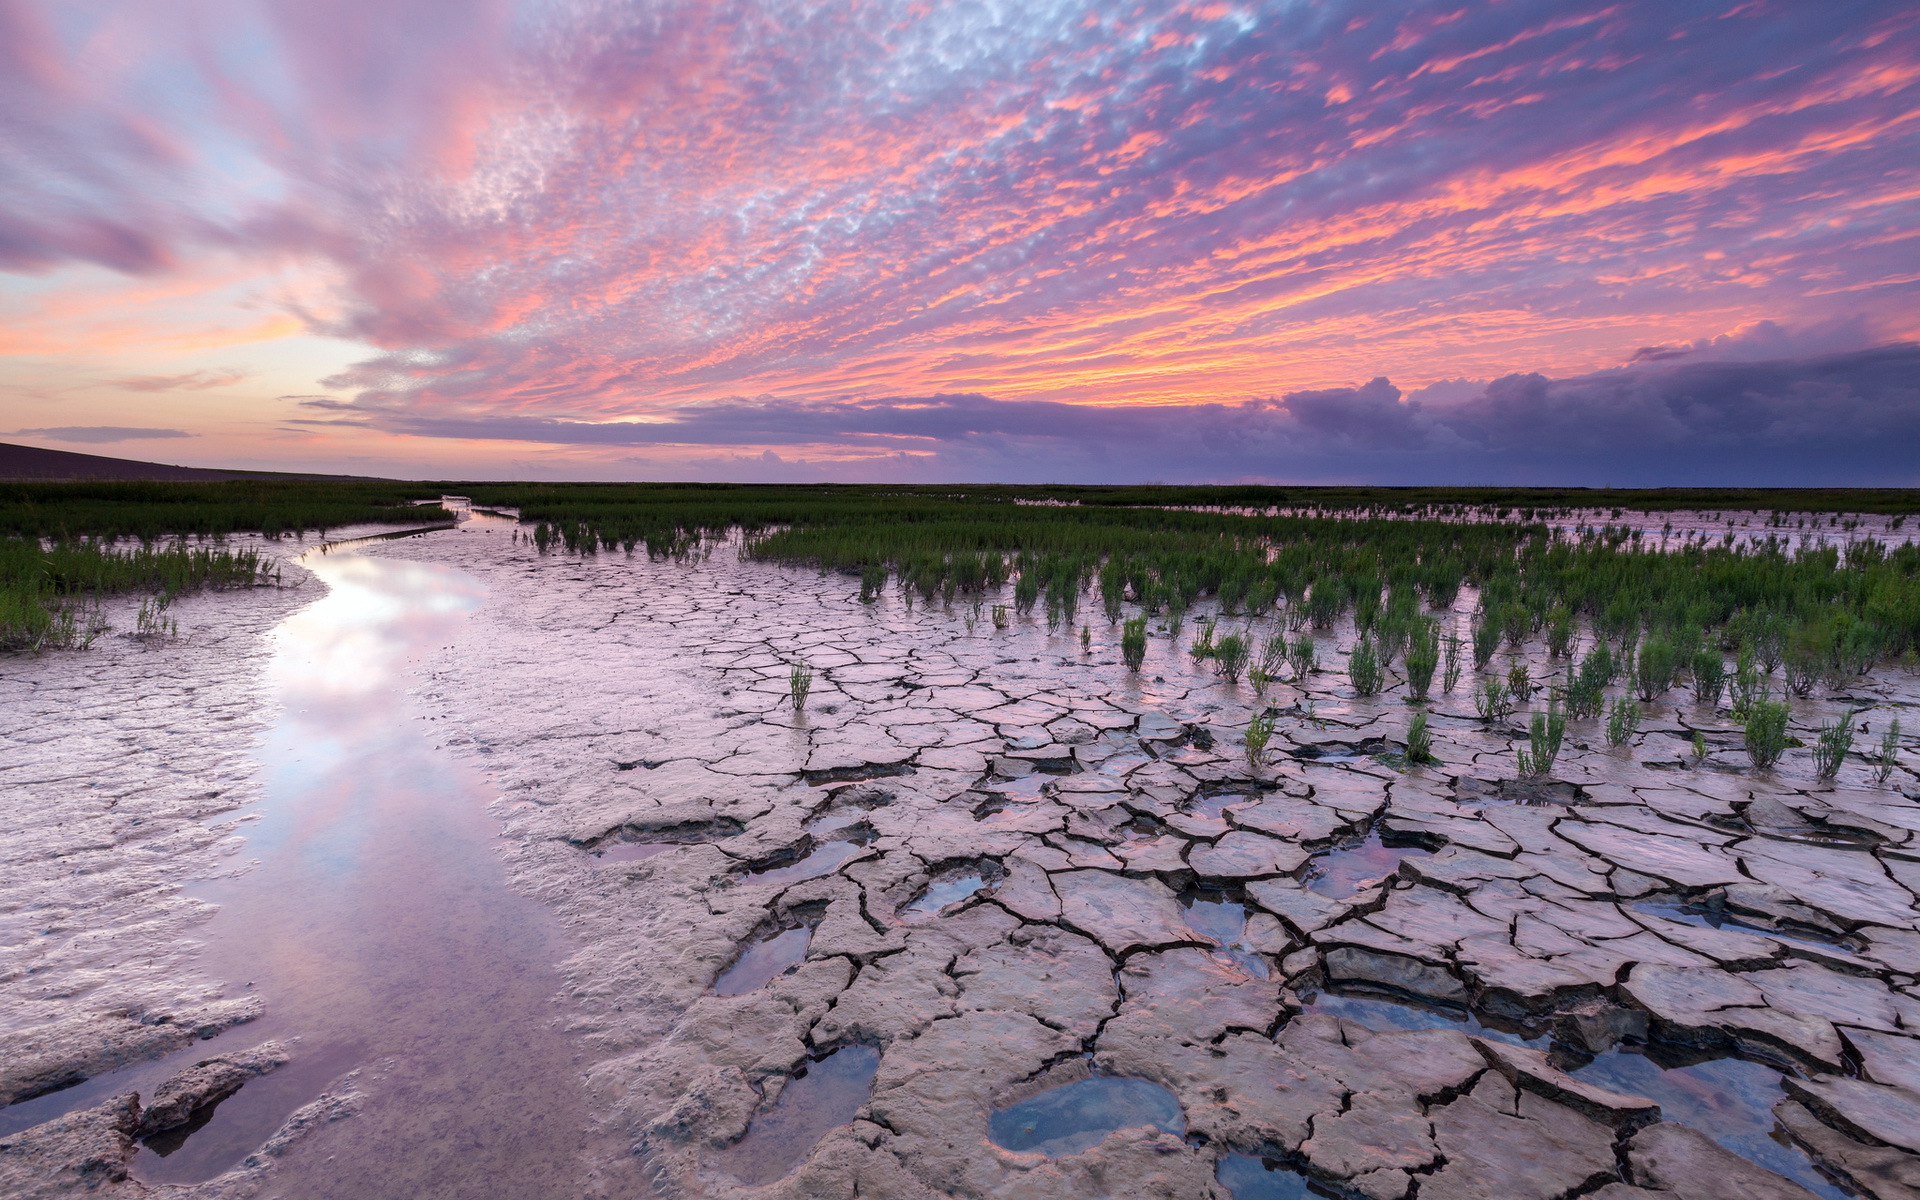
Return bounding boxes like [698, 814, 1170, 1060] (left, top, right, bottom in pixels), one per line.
[1214, 632, 1250, 682]
[1693, 650, 1725, 708]
[1260, 634, 1288, 681]
[858, 564, 888, 602]
[1474, 676, 1514, 722]
[1692, 730, 1709, 762]
[1605, 697, 1641, 747]
[1472, 613, 1501, 670]
[1190, 618, 1217, 661]
[789, 661, 814, 712]
[1743, 698, 1790, 770]
[135, 592, 178, 641]
[1288, 636, 1317, 681]
[1405, 711, 1437, 765]
[1729, 645, 1763, 717]
[1404, 620, 1438, 702]
[991, 604, 1009, 630]
[1120, 617, 1149, 671]
[1545, 606, 1574, 658]
[1441, 634, 1463, 693]
[1506, 661, 1531, 702]
[1813, 710, 1854, 780]
[1515, 702, 1566, 778]
[1348, 637, 1385, 697]
[1875, 717, 1902, 786]
[1080, 625, 1092, 653]
[1245, 709, 1275, 767]
[1636, 636, 1676, 701]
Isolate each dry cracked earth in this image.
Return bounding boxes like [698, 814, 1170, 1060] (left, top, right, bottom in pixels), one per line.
[4, 521, 1920, 1200]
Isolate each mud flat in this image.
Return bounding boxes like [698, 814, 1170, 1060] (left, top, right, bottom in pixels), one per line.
[6, 518, 1920, 1199]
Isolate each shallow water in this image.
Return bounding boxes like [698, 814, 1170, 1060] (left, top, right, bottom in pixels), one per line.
[1573, 1050, 1845, 1199]
[595, 840, 676, 863]
[1216, 1152, 1316, 1198]
[1308, 990, 1844, 1198]
[1182, 894, 1270, 978]
[118, 539, 623, 1194]
[715, 927, 813, 995]
[1304, 832, 1433, 899]
[904, 873, 989, 919]
[987, 1076, 1185, 1157]
[711, 1044, 880, 1185]
[749, 838, 868, 885]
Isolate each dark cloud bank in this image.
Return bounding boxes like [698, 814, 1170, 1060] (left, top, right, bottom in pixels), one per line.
[303, 343, 1920, 486]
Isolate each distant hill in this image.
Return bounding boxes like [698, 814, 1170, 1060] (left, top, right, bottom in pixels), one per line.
[0, 442, 376, 482]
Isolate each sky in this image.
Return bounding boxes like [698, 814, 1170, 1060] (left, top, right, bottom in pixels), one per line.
[1, 0, 1916, 484]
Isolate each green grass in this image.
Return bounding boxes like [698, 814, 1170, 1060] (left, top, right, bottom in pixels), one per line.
[0, 480, 443, 540]
[0, 537, 275, 650]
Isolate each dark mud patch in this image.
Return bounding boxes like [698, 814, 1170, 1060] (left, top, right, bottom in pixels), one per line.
[987, 1076, 1185, 1157]
[1290, 738, 1392, 763]
[1453, 776, 1587, 806]
[710, 1045, 880, 1185]
[800, 761, 915, 786]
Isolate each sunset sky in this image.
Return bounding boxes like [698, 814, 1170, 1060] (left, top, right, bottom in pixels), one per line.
[2, 0, 1916, 483]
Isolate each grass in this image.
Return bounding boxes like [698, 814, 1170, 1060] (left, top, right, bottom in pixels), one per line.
[1605, 698, 1641, 748]
[1516, 702, 1567, 777]
[1, 536, 276, 651]
[1877, 718, 1903, 785]
[1405, 711, 1437, 765]
[1813, 712, 1855, 779]
[789, 661, 814, 711]
[1121, 618, 1147, 671]
[1245, 710, 1275, 767]
[0, 480, 441, 540]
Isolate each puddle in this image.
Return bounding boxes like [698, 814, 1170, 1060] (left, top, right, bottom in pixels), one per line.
[1217, 1152, 1317, 1198]
[82, 540, 620, 1193]
[1303, 832, 1433, 900]
[1572, 1050, 1845, 1200]
[1301, 989, 1544, 1047]
[747, 839, 868, 886]
[1308, 989, 1844, 1199]
[1181, 892, 1270, 978]
[987, 1076, 1186, 1157]
[594, 841, 675, 863]
[1187, 791, 1247, 820]
[715, 926, 813, 995]
[904, 873, 989, 920]
[1633, 901, 1857, 955]
[711, 1045, 880, 1185]
[803, 808, 870, 838]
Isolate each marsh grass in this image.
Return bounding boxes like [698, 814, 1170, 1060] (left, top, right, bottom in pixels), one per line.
[1121, 617, 1147, 671]
[1245, 709, 1275, 767]
[1516, 702, 1567, 777]
[1474, 677, 1514, 722]
[1190, 618, 1217, 661]
[1813, 711, 1855, 779]
[789, 661, 815, 712]
[1743, 698, 1791, 770]
[1348, 637, 1385, 697]
[1214, 632, 1250, 682]
[1405, 711, 1437, 765]
[1605, 698, 1641, 747]
[1441, 634, 1463, 693]
[1, 536, 271, 652]
[1693, 651, 1725, 707]
[1876, 718, 1902, 785]
[1287, 636, 1317, 681]
[1404, 620, 1438, 702]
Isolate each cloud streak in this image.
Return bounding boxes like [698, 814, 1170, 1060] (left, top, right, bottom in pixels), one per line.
[14, 426, 194, 443]
[294, 344, 1920, 485]
[1, 0, 1917, 480]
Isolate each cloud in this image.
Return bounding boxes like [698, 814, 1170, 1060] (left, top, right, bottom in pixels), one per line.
[108, 368, 249, 392]
[1, 0, 1915, 430]
[303, 343, 1920, 485]
[14, 426, 194, 443]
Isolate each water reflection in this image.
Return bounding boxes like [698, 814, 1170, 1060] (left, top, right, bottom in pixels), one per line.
[987, 1076, 1185, 1157]
[121, 543, 620, 1196]
[712, 1045, 880, 1185]
[715, 927, 813, 995]
[1304, 832, 1433, 900]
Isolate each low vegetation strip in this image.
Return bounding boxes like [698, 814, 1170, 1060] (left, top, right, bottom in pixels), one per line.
[0, 480, 444, 541]
[0, 537, 278, 650]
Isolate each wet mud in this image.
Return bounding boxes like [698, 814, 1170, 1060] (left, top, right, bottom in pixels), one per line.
[6, 514, 1920, 1199]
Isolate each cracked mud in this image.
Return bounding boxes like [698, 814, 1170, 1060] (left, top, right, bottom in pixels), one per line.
[5, 517, 1920, 1199]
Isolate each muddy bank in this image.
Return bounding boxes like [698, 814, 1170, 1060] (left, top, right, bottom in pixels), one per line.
[376, 529, 1920, 1199]
[8, 519, 1920, 1198]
